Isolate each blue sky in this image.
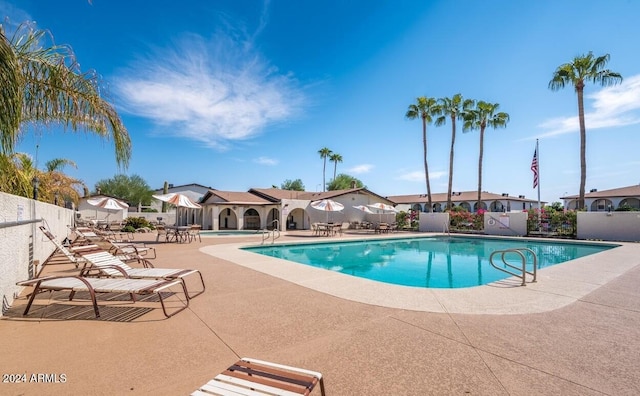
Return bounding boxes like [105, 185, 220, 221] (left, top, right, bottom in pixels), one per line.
[5, 0, 640, 204]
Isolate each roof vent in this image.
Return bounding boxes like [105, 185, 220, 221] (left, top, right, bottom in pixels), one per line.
[590, 188, 597, 193]
[518, 195, 525, 199]
[502, 193, 509, 197]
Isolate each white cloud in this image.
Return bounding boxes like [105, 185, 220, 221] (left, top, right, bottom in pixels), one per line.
[347, 164, 374, 174]
[114, 29, 304, 150]
[254, 156, 278, 166]
[537, 74, 640, 138]
[398, 170, 446, 181]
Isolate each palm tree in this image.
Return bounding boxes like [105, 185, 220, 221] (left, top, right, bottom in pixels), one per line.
[0, 22, 131, 168]
[549, 52, 622, 210]
[41, 158, 84, 206]
[435, 94, 474, 210]
[463, 101, 510, 211]
[405, 96, 438, 212]
[318, 147, 332, 192]
[329, 153, 343, 181]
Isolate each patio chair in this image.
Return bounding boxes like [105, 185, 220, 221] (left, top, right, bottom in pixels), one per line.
[337, 222, 350, 236]
[73, 226, 156, 259]
[72, 244, 205, 299]
[38, 226, 87, 269]
[188, 224, 202, 243]
[156, 225, 169, 243]
[16, 275, 189, 318]
[192, 357, 326, 396]
[73, 226, 132, 245]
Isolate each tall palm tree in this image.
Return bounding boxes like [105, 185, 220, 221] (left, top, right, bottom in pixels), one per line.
[329, 153, 343, 181]
[549, 52, 622, 210]
[0, 22, 131, 169]
[318, 147, 332, 192]
[463, 101, 510, 211]
[435, 94, 474, 211]
[405, 96, 438, 212]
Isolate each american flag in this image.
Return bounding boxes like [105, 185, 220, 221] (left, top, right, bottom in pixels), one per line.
[531, 148, 539, 188]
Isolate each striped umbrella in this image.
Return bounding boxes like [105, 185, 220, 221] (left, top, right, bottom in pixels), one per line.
[153, 193, 202, 225]
[310, 199, 344, 223]
[367, 202, 398, 223]
[87, 197, 129, 220]
[353, 205, 374, 214]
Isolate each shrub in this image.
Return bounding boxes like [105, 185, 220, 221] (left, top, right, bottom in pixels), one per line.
[124, 217, 154, 230]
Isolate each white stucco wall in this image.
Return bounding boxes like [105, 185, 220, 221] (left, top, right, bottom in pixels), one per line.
[419, 212, 449, 232]
[0, 192, 75, 316]
[577, 212, 640, 242]
[484, 212, 527, 236]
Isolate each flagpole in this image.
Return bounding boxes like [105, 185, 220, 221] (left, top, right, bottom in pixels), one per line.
[536, 139, 541, 232]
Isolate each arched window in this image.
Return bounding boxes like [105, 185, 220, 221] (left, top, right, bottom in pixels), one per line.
[473, 201, 487, 212]
[619, 198, 640, 209]
[243, 208, 261, 229]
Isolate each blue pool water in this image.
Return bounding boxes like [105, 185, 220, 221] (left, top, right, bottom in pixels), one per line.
[243, 237, 617, 288]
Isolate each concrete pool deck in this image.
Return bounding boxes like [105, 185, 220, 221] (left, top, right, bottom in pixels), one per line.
[1, 230, 639, 395]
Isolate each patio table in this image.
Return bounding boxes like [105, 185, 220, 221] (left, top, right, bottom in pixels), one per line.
[165, 225, 191, 243]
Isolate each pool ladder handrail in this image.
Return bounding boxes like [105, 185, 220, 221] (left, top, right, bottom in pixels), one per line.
[443, 222, 450, 237]
[261, 220, 281, 245]
[489, 248, 537, 286]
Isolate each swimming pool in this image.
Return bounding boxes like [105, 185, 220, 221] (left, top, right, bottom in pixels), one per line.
[243, 236, 617, 288]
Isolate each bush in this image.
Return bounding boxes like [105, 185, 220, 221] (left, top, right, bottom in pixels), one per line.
[124, 217, 154, 230]
[526, 207, 576, 237]
[122, 225, 136, 233]
[449, 209, 483, 231]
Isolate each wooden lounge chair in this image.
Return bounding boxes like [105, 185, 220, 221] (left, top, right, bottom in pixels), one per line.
[72, 244, 205, 299]
[16, 276, 188, 318]
[192, 357, 326, 396]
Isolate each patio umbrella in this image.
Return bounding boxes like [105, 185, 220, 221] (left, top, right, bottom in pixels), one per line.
[367, 202, 398, 223]
[152, 193, 202, 225]
[310, 199, 344, 223]
[353, 205, 374, 214]
[87, 197, 129, 220]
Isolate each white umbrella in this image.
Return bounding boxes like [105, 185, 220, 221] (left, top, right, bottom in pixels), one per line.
[310, 199, 344, 223]
[367, 202, 398, 212]
[353, 205, 374, 214]
[87, 197, 129, 220]
[367, 202, 398, 223]
[153, 193, 202, 225]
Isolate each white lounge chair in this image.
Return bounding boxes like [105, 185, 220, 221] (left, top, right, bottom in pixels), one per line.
[72, 245, 205, 299]
[38, 226, 87, 268]
[16, 275, 188, 318]
[192, 357, 326, 396]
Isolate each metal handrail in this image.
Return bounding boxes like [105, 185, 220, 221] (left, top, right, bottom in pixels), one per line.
[489, 248, 537, 286]
[443, 222, 450, 237]
[0, 218, 43, 229]
[261, 220, 281, 245]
